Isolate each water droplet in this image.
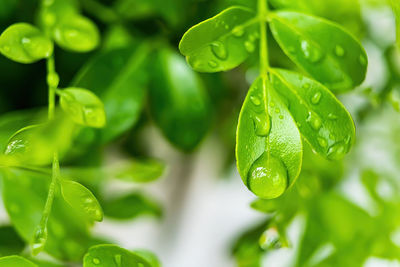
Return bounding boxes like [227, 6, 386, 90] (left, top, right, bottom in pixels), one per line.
[250, 95, 261, 106]
[224, 24, 230, 30]
[275, 108, 280, 113]
[306, 112, 322, 130]
[21, 35, 53, 59]
[244, 40, 255, 53]
[210, 41, 228, 60]
[92, 258, 100, 264]
[327, 143, 346, 160]
[247, 153, 288, 199]
[260, 228, 281, 249]
[279, 115, 284, 119]
[327, 113, 337, 120]
[334, 45, 345, 57]
[32, 225, 48, 255]
[208, 60, 218, 68]
[359, 54, 367, 66]
[317, 137, 327, 147]
[232, 26, 244, 37]
[84, 198, 94, 204]
[253, 114, 271, 137]
[5, 139, 28, 155]
[300, 40, 323, 63]
[302, 83, 310, 89]
[311, 91, 321, 104]
[329, 134, 335, 140]
[114, 254, 122, 266]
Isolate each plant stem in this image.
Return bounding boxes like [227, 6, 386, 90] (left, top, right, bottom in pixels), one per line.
[258, 0, 269, 75]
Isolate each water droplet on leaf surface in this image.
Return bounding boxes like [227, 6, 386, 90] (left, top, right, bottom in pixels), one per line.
[306, 112, 322, 130]
[210, 41, 228, 60]
[300, 40, 323, 63]
[311, 91, 321, 104]
[334, 45, 345, 57]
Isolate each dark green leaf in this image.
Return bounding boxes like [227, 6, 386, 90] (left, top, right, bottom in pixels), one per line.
[0, 256, 37, 267]
[236, 76, 302, 199]
[0, 226, 25, 257]
[269, 11, 367, 92]
[59, 88, 106, 128]
[270, 69, 355, 160]
[83, 244, 153, 267]
[60, 179, 103, 222]
[391, 0, 400, 49]
[0, 23, 53, 64]
[179, 6, 259, 72]
[149, 47, 211, 151]
[102, 192, 162, 220]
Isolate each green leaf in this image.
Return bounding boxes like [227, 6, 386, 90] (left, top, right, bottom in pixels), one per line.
[0, 256, 37, 267]
[179, 6, 259, 72]
[269, 11, 367, 92]
[83, 244, 153, 267]
[72, 45, 148, 142]
[109, 159, 165, 183]
[60, 179, 103, 222]
[0, 226, 25, 257]
[131, 250, 161, 267]
[59, 88, 106, 128]
[52, 15, 99, 52]
[102, 192, 162, 220]
[391, 0, 400, 49]
[0, 23, 53, 64]
[236, 76, 302, 199]
[149, 47, 211, 151]
[270, 69, 355, 160]
[1, 169, 95, 261]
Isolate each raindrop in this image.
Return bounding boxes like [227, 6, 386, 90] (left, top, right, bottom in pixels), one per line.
[334, 45, 345, 57]
[327, 113, 337, 120]
[232, 26, 244, 37]
[327, 143, 346, 160]
[92, 258, 100, 264]
[302, 83, 310, 89]
[306, 111, 322, 130]
[317, 137, 327, 147]
[311, 91, 321, 104]
[359, 54, 367, 66]
[279, 115, 284, 119]
[260, 228, 281, 249]
[300, 40, 323, 63]
[250, 95, 261, 106]
[345, 135, 351, 144]
[32, 226, 47, 255]
[208, 60, 218, 68]
[114, 254, 122, 266]
[244, 40, 255, 53]
[253, 114, 271, 137]
[210, 41, 228, 60]
[247, 153, 288, 199]
[275, 108, 280, 113]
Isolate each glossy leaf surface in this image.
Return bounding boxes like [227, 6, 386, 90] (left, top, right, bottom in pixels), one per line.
[0, 23, 53, 64]
[83, 244, 152, 267]
[102, 192, 162, 220]
[270, 69, 355, 160]
[0, 256, 37, 267]
[179, 6, 259, 72]
[60, 179, 103, 222]
[236, 76, 302, 199]
[149, 48, 211, 151]
[270, 11, 367, 91]
[59, 88, 106, 128]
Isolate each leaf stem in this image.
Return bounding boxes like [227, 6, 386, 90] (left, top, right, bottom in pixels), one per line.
[258, 0, 269, 75]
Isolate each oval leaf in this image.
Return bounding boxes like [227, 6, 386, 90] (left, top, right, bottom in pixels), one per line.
[83, 244, 153, 267]
[179, 6, 259, 72]
[53, 15, 99, 52]
[0, 256, 37, 267]
[59, 88, 106, 128]
[149, 48, 211, 151]
[236, 76, 302, 199]
[269, 11, 367, 92]
[0, 23, 53, 64]
[60, 179, 103, 222]
[270, 69, 355, 160]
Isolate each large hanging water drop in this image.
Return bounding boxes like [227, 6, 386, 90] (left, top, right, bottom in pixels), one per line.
[253, 114, 271, 137]
[247, 153, 288, 199]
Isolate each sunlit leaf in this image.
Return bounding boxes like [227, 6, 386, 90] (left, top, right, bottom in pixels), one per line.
[0, 256, 37, 267]
[0, 23, 53, 64]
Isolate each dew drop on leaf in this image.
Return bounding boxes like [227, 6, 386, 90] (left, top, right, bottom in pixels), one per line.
[32, 225, 47, 255]
[250, 95, 261, 106]
[92, 258, 100, 264]
[208, 60, 218, 68]
[311, 91, 321, 104]
[300, 40, 323, 63]
[306, 111, 322, 130]
[275, 108, 280, 113]
[252, 114, 271, 137]
[302, 83, 310, 89]
[232, 26, 244, 37]
[359, 54, 367, 66]
[114, 254, 122, 267]
[260, 227, 281, 249]
[244, 40, 255, 53]
[327, 142, 346, 160]
[247, 153, 288, 199]
[317, 137, 327, 148]
[327, 113, 338, 120]
[334, 45, 345, 57]
[210, 41, 228, 60]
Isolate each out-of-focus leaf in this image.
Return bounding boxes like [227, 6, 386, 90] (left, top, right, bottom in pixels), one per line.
[391, 0, 400, 49]
[102, 192, 162, 220]
[0, 256, 37, 267]
[270, 11, 367, 92]
[1, 169, 95, 261]
[59, 88, 106, 128]
[108, 159, 165, 183]
[131, 250, 161, 267]
[60, 179, 103, 222]
[0, 226, 25, 256]
[179, 6, 259, 72]
[73, 45, 149, 142]
[0, 23, 53, 64]
[83, 244, 154, 267]
[149, 47, 211, 151]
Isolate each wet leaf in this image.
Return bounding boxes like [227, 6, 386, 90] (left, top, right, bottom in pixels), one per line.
[0, 256, 37, 267]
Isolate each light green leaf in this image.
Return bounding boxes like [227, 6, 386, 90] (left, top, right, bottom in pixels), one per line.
[39, 0, 78, 30]
[60, 179, 103, 222]
[72, 45, 148, 142]
[131, 250, 161, 267]
[59, 88, 106, 128]
[269, 11, 367, 92]
[102, 192, 162, 220]
[1, 169, 95, 261]
[236, 76, 302, 199]
[109, 159, 165, 183]
[179, 6, 259, 72]
[83, 244, 153, 267]
[0, 23, 53, 64]
[270, 69, 355, 160]
[0, 256, 37, 267]
[149, 47, 211, 151]
[391, 0, 400, 49]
